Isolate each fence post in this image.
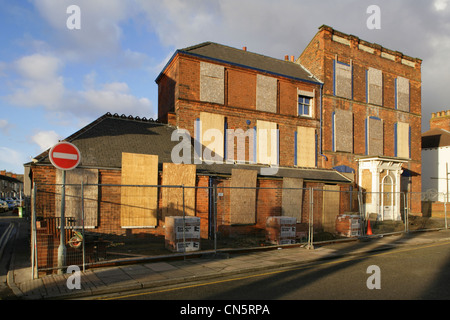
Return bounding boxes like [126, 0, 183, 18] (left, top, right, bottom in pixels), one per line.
[307, 187, 314, 250]
[213, 183, 217, 254]
[182, 184, 186, 259]
[31, 182, 37, 280]
[445, 193, 448, 230]
[404, 192, 409, 233]
[358, 189, 364, 236]
[81, 181, 85, 272]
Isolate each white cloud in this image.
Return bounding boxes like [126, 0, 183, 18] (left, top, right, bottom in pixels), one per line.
[31, 130, 61, 151]
[0, 147, 25, 169]
[5, 53, 154, 119]
[15, 53, 61, 80]
[7, 54, 65, 110]
[80, 81, 152, 116]
[32, 0, 143, 62]
[434, 0, 449, 11]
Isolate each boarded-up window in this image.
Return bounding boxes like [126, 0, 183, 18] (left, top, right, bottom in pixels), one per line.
[200, 112, 225, 163]
[334, 60, 352, 99]
[322, 185, 340, 233]
[367, 68, 383, 106]
[333, 109, 353, 153]
[226, 128, 254, 164]
[281, 177, 303, 222]
[396, 77, 409, 112]
[161, 163, 196, 218]
[256, 74, 277, 113]
[361, 169, 372, 204]
[230, 169, 257, 224]
[296, 126, 316, 168]
[395, 122, 410, 158]
[200, 62, 224, 104]
[257, 120, 278, 165]
[366, 117, 383, 156]
[55, 168, 98, 228]
[121, 153, 158, 228]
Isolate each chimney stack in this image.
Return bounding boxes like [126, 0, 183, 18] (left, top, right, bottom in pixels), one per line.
[430, 109, 450, 131]
[290, 55, 295, 62]
[242, 46, 247, 51]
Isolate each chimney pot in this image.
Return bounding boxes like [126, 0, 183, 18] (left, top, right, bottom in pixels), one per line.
[242, 46, 247, 51]
[285, 55, 289, 61]
[291, 55, 295, 62]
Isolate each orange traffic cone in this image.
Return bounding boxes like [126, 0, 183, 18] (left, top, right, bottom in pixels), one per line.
[366, 219, 373, 236]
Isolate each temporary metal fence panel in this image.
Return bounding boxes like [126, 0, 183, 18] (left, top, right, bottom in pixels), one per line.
[30, 182, 448, 278]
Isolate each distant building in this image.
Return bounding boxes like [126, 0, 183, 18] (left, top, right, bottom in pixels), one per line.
[0, 170, 24, 198]
[422, 110, 450, 203]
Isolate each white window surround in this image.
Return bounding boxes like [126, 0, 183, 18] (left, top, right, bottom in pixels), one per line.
[297, 89, 315, 118]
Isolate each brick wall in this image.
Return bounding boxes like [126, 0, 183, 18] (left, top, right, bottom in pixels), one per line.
[30, 164, 351, 244]
[158, 54, 322, 169]
[430, 110, 450, 131]
[299, 25, 422, 214]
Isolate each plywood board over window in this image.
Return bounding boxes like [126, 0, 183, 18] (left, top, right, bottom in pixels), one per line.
[334, 109, 353, 153]
[367, 117, 383, 156]
[230, 169, 257, 225]
[226, 127, 254, 164]
[297, 126, 316, 168]
[396, 122, 410, 159]
[396, 76, 410, 112]
[322, 185, 340, 233]
[200, 112, 225, 163]
[367, 67, 383, 106]
[200, 62, 224, 104]
[335, 61, 352, 99]
[161, 163, 196, 218]
[282, 177, 304, 222]
[121, 153, 158, 228]
[55, 168, 98, 228]
[257, 120, 278, 165]
[256, 74, 277, 113]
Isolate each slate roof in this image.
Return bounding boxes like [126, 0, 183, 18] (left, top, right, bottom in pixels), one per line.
[28, 113, 350, 183]
[157, 41, 321, 84]
[422, 128, 450, 148]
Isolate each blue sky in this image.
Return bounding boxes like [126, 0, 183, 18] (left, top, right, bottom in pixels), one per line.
[1, 0, 449, 174]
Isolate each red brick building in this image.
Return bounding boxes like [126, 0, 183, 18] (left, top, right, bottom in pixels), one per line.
[298, 25, 422, 219]
[156, 41, 326, 170]
[25, 25, 424, 269]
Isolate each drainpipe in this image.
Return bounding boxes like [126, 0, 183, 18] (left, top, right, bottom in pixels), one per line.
[319, 84, 328, 163]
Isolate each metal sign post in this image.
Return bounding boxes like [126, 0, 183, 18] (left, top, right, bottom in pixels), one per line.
[49, 141, 81, 274]
[57, 170, 66, 274]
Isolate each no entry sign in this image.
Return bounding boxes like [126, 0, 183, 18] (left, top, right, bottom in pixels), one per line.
[49, 141, 81, 170]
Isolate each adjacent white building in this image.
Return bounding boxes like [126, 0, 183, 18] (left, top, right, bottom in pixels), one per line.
[422, 111, 450, 203]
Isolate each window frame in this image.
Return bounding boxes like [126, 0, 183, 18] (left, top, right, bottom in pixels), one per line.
[297, 89, 315, 118]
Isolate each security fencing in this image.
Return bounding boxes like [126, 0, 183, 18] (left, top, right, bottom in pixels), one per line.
[29, 182, 448, 277]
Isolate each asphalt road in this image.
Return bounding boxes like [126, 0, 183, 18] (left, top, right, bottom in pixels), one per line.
[98, 240, 450, 301]
[0, 212, 20, 300]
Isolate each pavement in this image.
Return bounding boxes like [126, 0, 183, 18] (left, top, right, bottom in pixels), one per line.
[3, 216, 450, 300]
